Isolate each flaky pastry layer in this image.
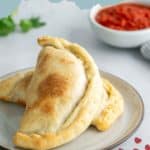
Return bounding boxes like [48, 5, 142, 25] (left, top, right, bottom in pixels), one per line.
[92, 79, 124, 131]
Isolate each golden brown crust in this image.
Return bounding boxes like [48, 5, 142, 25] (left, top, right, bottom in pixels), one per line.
[36, 52, 51, 74]
[0, 36, 124, 150]
[0, 69, 124, 133]
[13, 36, 104, 150]
[92, 79, 124, 131]
[39, 100, 55, 114]
[0, 73, 23, 101]
[38, 73, 69, 98]
[0, 71, 33, 103]
[60, 58, 74, 64]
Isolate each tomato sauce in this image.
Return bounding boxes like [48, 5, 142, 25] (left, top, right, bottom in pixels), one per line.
[95, 3, 150, 31]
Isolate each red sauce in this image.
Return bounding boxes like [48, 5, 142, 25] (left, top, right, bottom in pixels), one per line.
[95, 3, 150, 31]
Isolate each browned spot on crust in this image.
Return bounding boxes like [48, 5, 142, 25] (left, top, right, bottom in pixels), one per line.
[38, 73, 69, 98]
[27, 98, 55, 115]
[40, 100, 54, 114]
[0, 96, 11, 101]
[0, 96, 26, 107]
[60, 58, 74, 64]
[37, 53, 50, 74]
[17, 99, 26, 106]
[38, 36, 51, 47]
[33, 138, 45, 149]
[21, 73, 33, 89]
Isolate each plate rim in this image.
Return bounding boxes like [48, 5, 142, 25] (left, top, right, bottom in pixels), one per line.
[0, 68, 145, 150]
[100, 70, 144, 150]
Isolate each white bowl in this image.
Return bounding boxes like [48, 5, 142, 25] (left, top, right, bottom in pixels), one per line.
[89, 2, 150, 48]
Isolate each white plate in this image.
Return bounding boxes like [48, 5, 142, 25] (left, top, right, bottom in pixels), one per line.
[0, 69, 144, 150]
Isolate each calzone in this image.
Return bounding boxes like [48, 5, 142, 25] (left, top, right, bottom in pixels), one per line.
[0, 36, 107, 150]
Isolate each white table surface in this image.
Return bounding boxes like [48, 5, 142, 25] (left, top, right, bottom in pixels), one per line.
[0, 0, 150, 149]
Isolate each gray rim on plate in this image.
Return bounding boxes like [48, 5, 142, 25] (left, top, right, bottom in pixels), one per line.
[101, 71, 144, 150]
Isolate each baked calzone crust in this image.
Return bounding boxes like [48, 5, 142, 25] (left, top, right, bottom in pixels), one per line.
[0, 36, 124, 149]
[0, 70, 124, 132]
[0, 36, 106, 150]
[92, 79, 124, 131]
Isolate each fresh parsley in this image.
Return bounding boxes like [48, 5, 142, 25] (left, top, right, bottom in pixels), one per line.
[0, 16, 15, 36]
[19, 19, 33, 32]
[29, 17, 46, 28]
[0, 16, 46, 36]
[20, 17, 46, 32]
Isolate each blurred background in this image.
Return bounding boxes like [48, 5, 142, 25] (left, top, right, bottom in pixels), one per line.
[0, 0, 123, 19]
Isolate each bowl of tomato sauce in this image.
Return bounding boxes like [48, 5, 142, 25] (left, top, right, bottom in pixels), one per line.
[89, 1, 150, 48]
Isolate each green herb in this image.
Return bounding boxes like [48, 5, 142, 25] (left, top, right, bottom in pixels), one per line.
[30, 17, 46, 28]
[0, 16, 15, 36]
[0, 16, 46, 36]
[20, 17, 45, 32]
[19, 19, 32, 32]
